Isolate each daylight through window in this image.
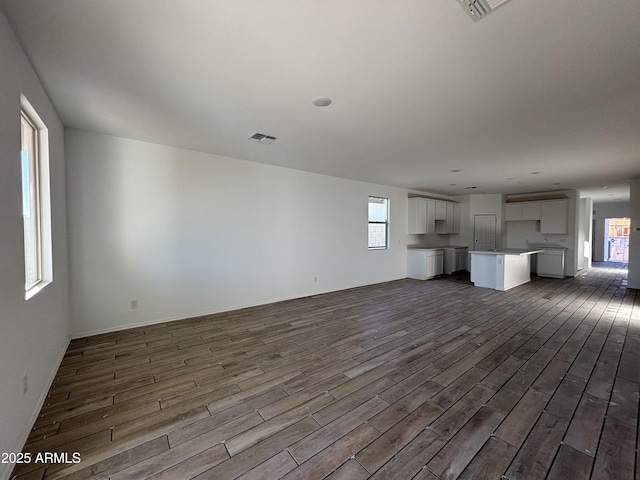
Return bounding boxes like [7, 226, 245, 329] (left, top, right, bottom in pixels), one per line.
[20, 95, 52, 298]
[21, 112, 41, 289]
[368, 196, 389, 249]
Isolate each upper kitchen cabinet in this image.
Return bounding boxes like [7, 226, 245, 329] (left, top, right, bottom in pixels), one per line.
[506, 202, 541, 221]
[540, 199, 568, 234]
[435, 201, 447, 221]
[505, 199, 567, 234]
[409, 198, 429, 234]
[408, 197, 458, 235]
[505, 203, 523, 221]
[435, 202, 460, 234]
[523, 202, 541, 220]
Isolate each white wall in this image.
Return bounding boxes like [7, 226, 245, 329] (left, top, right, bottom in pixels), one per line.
[0, 12, 70, 480]
[66, 130, 408, 336]
[592, 201, 630, 262]
[628, 178, 640, 289]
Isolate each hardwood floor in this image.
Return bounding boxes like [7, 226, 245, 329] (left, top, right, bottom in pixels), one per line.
[11, 263, 639, 479]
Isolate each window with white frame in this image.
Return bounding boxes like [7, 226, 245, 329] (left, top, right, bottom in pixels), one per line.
[368, 196, 389, 249]
[20, 95, 52, 298]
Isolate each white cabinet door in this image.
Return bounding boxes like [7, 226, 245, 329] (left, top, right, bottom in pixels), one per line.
[505, 203, 523, 221]
[408, 198, 427, 234]
[455, 250, 468, 271]
[452, 204, 461, 234]
[540, 200, 568, 234]
[426, 252, 444, 278]
[435, 201, 447, 221]
[522, 202, 541, 220]
[426, 200, 436, 234]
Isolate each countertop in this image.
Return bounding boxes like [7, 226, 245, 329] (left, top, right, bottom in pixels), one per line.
[408, 245, 468, 250]
[470, 248, 544, 256]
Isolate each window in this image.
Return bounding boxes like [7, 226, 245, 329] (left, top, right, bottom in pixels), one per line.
[368, 196, 389, 249]
[20, 95, 52, 299]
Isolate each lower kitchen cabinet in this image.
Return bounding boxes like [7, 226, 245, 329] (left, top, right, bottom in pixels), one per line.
[443, 246, 469, 274]
[407, 248, 444, 280]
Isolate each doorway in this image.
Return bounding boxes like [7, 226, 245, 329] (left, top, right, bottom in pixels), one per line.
[604, 217, 630, 263]
[474, 214, 496, 251]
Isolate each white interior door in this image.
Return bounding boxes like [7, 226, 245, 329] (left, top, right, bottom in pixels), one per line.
[474, 214, 496, 250]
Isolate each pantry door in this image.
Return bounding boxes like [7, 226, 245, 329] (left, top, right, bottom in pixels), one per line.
[474, 214, 496, 251]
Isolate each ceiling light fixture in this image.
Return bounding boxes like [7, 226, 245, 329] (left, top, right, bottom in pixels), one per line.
[312, 97, 332, 107]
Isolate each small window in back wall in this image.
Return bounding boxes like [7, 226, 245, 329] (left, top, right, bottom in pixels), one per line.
[368, 196, 389, 249]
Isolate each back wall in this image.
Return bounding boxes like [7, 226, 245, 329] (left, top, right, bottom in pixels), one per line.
[66, 130, 408, 336]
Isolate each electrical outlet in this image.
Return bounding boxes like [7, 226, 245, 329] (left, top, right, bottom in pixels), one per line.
[23, 374, 28, 394]
[130, 299, 139, 309]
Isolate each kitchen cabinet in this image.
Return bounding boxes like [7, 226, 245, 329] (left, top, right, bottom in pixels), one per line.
[408, 198, 427, 234]
[504, 199, 567, 234]
[523, 202, 541, 220]
[408, 198, 456, 234]
[409, 198, 436, 234]
[452, 203, 461, 233]
[540, 200, 568, 234]
[434, 201, 447, 221]
[435, 202, 460, 234]
[535, 248, 565, 278]
[505, 203, 523, 221]
[443, 246, 468, 274]
[505, 202, 541, 221]
[407, 248, 444, 280]
[426, 201, 436, 233]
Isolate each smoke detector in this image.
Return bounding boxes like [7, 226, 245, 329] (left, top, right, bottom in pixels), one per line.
[457, 0, 513, 21]
[248, 132, 277, 144]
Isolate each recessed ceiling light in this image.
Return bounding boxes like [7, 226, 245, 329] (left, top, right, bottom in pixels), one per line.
[451, 169, 462, 173]
[312, 97, 332, 107]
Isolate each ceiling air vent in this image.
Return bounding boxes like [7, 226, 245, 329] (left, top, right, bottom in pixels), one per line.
[457, 0, 513, 21]
[248, 132, 277, 144]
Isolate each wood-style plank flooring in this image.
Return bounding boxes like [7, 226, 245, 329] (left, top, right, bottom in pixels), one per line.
[11, 263, 640, 479]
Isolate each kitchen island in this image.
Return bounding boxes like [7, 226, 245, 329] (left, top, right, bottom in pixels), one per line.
[469, 249, 542, 291]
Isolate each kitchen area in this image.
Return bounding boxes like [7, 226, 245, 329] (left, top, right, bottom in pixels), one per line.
[406, 191, 588, 290]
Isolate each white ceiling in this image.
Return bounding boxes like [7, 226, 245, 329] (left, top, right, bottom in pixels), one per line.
[2, 0, 639, 202]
